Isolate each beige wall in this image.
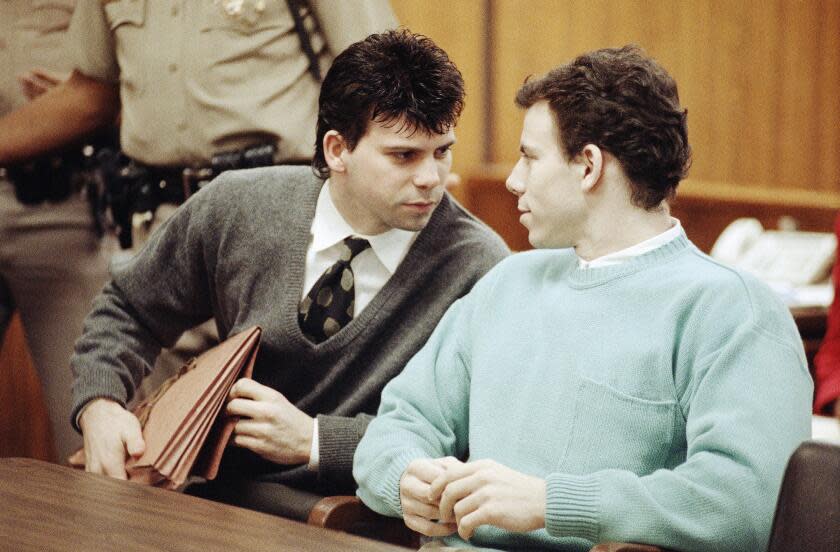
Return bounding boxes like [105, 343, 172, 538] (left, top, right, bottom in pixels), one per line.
[393, 0, 840, 198]
[390, 0, 488, 175]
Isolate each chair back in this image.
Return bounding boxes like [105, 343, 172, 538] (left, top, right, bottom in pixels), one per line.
[767, 440, 840, 552]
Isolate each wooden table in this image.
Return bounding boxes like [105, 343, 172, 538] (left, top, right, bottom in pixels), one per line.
[0, 457, 409, 551]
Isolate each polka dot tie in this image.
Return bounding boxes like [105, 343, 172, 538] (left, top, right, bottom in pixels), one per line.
[299, 236, 371, 343]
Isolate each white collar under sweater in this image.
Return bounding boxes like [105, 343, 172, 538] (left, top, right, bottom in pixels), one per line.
[578, 218, 683, 269]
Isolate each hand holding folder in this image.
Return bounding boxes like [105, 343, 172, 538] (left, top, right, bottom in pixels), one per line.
[69, 326, 262, 489]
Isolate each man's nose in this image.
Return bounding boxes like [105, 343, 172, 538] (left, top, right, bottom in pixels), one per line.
[506, 160, 526, 196]
[506, 171, 524, 197]
[413, 156, 441, 189]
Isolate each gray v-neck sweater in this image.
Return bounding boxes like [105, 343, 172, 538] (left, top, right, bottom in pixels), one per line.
[70, 165, 509, 493]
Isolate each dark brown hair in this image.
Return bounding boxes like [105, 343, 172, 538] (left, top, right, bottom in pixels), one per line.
[516, 45, 691, 209]
[312, 29, 464, 178]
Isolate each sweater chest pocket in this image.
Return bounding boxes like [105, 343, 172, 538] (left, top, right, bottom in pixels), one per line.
[558, 376, 677, 474]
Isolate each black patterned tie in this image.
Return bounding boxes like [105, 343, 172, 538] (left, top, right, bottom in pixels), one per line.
[299, 236, 371, 343]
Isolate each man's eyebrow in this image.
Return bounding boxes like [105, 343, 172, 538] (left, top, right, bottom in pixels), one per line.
[382, 145, 420, 151]
[382, 138, 457, 151]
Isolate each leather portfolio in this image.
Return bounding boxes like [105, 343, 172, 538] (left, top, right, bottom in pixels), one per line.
[69, 326, 261, 489]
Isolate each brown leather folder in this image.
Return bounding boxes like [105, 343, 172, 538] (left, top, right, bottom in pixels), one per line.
[69, 326, 261, 489]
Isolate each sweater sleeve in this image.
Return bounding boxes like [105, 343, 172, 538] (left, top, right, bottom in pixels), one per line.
[70, 179, 223, 429]
[353, 296, 475, 518]
[314, 412, 373, 493]
[543, 326, 812, 552]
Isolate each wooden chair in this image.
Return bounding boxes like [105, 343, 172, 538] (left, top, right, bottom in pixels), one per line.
[308, 495, 420, 548]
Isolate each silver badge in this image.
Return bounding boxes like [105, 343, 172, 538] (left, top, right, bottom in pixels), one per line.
[214, 0, 266, 25]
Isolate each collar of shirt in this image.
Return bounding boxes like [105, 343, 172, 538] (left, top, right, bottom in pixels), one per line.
[310, 180, 417, 273]
[578, 218, 683, 269]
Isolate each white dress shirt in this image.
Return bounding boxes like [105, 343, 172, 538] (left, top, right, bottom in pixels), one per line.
[578, 218, 683, 269]
[302, 180, 417, 314]
[306, 180, 417, 470]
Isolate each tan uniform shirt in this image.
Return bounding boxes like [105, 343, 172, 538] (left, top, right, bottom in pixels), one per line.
[65, 0, 397, 166]
[0, 0, 76, 115]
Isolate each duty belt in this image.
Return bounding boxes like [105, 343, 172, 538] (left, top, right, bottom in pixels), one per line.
[97, 142, 279, 249]
[128, 164, 216, 206]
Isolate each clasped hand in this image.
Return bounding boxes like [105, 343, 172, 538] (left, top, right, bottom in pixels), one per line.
[78, 398, 145, 479]
[226, 378, 314, 465]
[400, 457, 546, 541]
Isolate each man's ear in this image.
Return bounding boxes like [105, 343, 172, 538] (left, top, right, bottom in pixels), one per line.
[579, 144, 604, 192]
[323, 130, 347, 173]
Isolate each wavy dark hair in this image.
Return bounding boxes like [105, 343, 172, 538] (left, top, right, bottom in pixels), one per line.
[312, 29, 465, 178]
[515, 45, 691, 209]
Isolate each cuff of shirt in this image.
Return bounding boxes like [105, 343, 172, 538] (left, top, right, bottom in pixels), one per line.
[307, 417, 319, 472]
[74, 405, 88, 431]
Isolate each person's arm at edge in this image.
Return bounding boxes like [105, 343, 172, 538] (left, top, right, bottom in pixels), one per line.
[813, 213, 840, 415]
[813, 334, 840, 415]
[0, 70, 118, 164]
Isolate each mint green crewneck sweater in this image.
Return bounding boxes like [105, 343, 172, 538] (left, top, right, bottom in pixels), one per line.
[354, 232, 812, 551]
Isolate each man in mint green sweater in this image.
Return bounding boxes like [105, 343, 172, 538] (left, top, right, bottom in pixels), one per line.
[354, 46, 813, 551]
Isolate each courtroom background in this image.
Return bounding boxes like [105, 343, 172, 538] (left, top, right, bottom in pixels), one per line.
[2, 0, 839, 459]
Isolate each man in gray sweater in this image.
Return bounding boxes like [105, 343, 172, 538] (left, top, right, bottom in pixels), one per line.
[70, 30, 509, 502]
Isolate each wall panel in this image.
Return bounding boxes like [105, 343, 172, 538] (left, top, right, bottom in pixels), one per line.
[736, 1, 780, 185]
[352, 1, 840, 196]
[389, 0, 487, 174]
[777, 1, 820, 187]
[816, 0, 840, 190]
[491, 0, 840, 196]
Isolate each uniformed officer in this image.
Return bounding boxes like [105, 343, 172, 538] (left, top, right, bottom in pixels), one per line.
[1, 0, 397, 168]
[0, 0, 111, 462]
[0, 0, 397, 438]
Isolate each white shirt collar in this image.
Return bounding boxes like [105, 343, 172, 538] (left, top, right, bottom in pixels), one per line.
[579, 218, 683, 269]
[310, 180, 417, 274]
